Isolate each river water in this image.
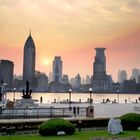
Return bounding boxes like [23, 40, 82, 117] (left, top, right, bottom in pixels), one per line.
[6, 92, 140, 104]
[3, 92, 140, 118]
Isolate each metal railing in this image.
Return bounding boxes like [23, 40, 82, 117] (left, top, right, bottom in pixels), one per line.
[0, 106, 87, 119]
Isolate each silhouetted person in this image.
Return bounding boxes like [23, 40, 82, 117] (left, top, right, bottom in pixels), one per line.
[73, 106, 76, 114]
[54, 98, 56, 103]
[106, 98, 110, 103]
[125, 99, 127, 103]
[40, 96, 43, 103]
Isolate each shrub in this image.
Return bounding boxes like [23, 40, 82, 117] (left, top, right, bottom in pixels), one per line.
[71, 118, 109, 128]
[39, 118, 75, 136]
[119, 113, 140, 130]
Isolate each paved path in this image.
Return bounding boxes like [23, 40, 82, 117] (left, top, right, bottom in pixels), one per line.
[0, 103, 139, 123]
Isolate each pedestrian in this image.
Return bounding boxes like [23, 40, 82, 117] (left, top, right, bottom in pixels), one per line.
[40, 96, 43, 103]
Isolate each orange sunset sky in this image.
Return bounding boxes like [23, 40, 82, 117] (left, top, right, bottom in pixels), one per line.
[0, 0, 140, 82]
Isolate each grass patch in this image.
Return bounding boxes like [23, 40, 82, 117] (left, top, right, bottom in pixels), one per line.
[0, 130, 140, 140]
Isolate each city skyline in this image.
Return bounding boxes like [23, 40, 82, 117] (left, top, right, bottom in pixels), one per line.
[0, 0, 140, 81]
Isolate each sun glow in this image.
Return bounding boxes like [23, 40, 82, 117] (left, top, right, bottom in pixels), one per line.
[42, 59, 50, 66]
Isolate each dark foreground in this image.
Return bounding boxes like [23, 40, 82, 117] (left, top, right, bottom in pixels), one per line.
[0, 130, 140, 140]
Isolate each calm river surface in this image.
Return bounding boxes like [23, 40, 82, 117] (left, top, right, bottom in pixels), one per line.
[6, 92, 140, 104]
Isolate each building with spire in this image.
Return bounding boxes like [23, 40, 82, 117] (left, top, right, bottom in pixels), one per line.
[23, 32, 36, 85]
[92, 48, 112, 92]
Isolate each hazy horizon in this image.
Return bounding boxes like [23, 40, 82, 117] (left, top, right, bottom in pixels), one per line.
[0, 0, 140, 81]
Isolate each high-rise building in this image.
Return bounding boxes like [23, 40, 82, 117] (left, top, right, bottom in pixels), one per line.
[92, 48, 112, 92]
[118, 70, 121, 83]
[82, 78, 86, 85]
[75, 74, 81, 87]
[62, 74, 69, 84]
[70, 78, 75, 87]
[86, 75, 91, 84]
[48, 72, 53, 83]
[0, 60, 14, 89]
[131, 68, 140, 83]
[53, 56, 62, 82]
[23, 32, 36, 84]
[36, 73, 48, 92]
[118, 70, 127, 83]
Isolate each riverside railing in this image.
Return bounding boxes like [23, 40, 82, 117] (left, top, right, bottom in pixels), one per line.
[0, 106, 87, 119]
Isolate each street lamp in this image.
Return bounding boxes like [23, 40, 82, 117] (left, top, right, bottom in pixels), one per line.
[69, 89, 72, 110]
[89, 88, 92, 106]
[1, 83, 7, 104]
[13, 88, 16, 102]
[117, 89, 120, 103]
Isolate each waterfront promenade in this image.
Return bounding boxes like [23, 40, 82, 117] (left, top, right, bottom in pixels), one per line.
[0, 102, 139, 120]
[39, 102, 140, 118]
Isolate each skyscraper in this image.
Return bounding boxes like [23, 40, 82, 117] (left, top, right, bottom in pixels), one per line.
[23, 32, 36, 84]
[131, 68, 140, 83]
[36, 73, 48, 92]
[86, 75, 91, 84]
[118, 70, 127, 83]
[75, 74, 81, 87]
[0, 60, 14, 89]
[92, 48, 112, 92]
[48, 72, 53, 83]
[53, 56, 62, 82]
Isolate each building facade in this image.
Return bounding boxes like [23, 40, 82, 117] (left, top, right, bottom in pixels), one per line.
[131, 68, 140, 83]
[92, 48, 112, 92]
[0, 60, 14, 89]
[23, 33, 36, 85]
[62, 74, 69, 84]
[75, 74, 81, 88]
[35, 73, 48, 92]
[86, 75, 91, 84]
[118, 70, 127, 83]
[53, 56, 62, 83]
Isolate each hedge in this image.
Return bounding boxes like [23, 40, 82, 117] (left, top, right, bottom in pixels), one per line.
[39, 118, 75, 136]
[119, 113, 140, 130]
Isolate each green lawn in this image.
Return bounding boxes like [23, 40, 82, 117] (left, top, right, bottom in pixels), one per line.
[0, 130, 140, 140]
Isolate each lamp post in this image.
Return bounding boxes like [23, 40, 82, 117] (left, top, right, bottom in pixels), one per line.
[2, 83, 7, 104]
[69, 89, 72, 110]
[117, 89, 120, 103]
[13, 88, 16, 102]
[89, 88, 92, 106]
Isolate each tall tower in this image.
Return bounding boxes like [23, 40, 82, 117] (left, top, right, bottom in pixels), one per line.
[131, 68, 140, 83]
[0, 60, 14, 89]
[53, 56, 62, 82]
[93, 48, 106, 78]
[118, 70, 127, 83]
[23, 32, 36, 84]
[75, 74, 81, 87]
[92, 48, 112, 92]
